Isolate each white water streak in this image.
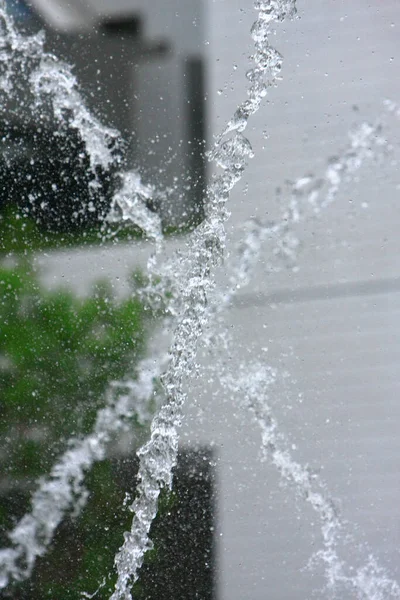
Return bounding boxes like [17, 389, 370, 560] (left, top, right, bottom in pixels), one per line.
[196, 108, 398, 600]
[223, 365, 400, 599]
[202, 118, 385, 353]
[0, 354, 167, 589]
[272, 120, 386, 266]
[202, 113, 399, 598]
[0, 4, 44, 94]
[30, 58, 120, 175]
[105, 171, 163, 246]
[0, 0, 162, 239]
[0, 0, 121, 175]
[110, 3, 297, 599]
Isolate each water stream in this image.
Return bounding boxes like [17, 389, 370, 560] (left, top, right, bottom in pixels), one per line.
[0, 1, 399, 599]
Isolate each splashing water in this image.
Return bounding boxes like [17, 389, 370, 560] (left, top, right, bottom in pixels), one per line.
[0, 1, 399, 599]
[111, 3, 298, 598]
[0, 100, 392, 599]
[105, 172, 163, 247]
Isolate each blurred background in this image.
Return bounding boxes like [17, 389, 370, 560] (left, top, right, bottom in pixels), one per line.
[1, 1, 400, 599]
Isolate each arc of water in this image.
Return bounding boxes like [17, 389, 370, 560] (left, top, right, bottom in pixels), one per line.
[110, 2, 297, 599]
[0, 1, 164, 589]
[0, 3, 164, 588]
[203, 117, 385, 352]
[0, 353, 169, 589]
[0, 0, 121, 175]
[272, 120, 387, 265]
[200, 112, 400, 599]
[105, 171, 163, 247]
[0, 0, 165, 244]
[221, 364, 400, 599]
[29, 58, 121, 176]
[0, 2, 44, 94]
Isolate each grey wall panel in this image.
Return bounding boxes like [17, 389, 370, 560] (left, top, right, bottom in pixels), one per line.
[181, 289, 400, 599]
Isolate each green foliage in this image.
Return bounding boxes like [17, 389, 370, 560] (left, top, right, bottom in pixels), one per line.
[0, 202, 198, 257]
[0, 260, 153, 598]
[0, 261, 147, 481]
[0, 204, 144, 254]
